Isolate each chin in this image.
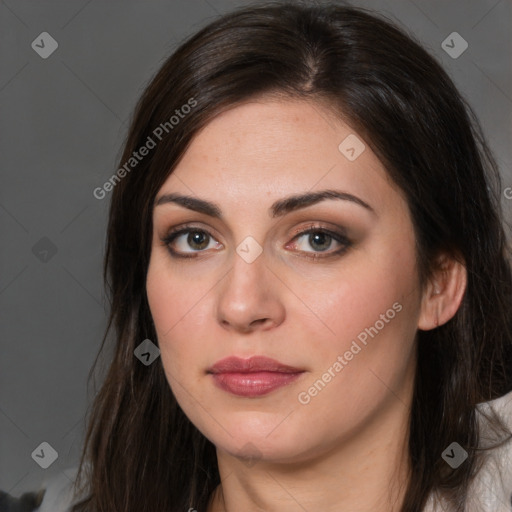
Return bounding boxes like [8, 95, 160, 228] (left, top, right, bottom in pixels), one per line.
[198, 412, 315, 463]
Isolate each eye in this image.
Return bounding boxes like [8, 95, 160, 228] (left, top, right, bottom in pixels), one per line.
[160, 223, 352, 260]
[161, 224, 222, 258]
[287, 225, 352, 259]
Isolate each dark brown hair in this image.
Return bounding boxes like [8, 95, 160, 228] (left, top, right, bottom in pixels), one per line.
[71, 2, 512, 511]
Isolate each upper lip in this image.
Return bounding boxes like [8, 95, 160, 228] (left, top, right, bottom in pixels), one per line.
[208, 356, 304, 374]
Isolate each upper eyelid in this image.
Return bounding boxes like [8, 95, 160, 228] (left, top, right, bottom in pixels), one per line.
[162, 223, 220, 241]
[162, 222, 346, 239]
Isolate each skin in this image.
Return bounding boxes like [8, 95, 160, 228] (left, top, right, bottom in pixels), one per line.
[146, 96, 467, 511]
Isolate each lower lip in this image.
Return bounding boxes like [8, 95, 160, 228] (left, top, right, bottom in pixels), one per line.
[211, 371, 304, 397]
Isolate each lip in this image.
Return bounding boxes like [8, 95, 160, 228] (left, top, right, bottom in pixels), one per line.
[208, 356, 303, 374]
[207, 356, 305, 397]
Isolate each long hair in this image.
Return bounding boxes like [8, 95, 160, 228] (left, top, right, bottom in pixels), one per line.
[71, 2, 512, 510]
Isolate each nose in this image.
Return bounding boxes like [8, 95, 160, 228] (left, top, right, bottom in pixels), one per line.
[216, 247, 286, 334]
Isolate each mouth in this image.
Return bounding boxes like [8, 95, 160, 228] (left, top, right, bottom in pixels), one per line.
[207, 356, 305, 397]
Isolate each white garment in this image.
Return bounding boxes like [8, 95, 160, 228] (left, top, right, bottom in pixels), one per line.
[35, 390, 512, 512]
[423, 389, 512, 511]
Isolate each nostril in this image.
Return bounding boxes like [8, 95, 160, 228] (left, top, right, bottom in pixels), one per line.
[250, 318, 269, 326]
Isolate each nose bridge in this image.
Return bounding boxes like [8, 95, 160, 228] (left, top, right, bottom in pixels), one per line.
[216, 239, 285, 331]
[224, 239, 268, 303]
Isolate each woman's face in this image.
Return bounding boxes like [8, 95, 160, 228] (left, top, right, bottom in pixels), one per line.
[146, 97, 424, 464]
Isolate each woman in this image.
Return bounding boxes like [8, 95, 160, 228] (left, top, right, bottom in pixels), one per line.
[35, 2, 512, 511]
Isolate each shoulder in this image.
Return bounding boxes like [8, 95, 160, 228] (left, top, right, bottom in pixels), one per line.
[477, 388, 512, 425]
[469, 389, 512, 510]
[424, 390, 512, 511]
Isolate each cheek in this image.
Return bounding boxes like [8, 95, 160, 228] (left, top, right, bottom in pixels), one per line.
[146, 259, 203, 371]
[303, 241, 419, 356]
[146, 261, 221, 435]
[295, 243, 419, 410]
[146, 254, 225, 414]
[296, 241, 420, 420]
[146, 249, 214, 335]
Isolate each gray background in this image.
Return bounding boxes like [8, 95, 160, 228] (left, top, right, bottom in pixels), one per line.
[1, 0, 511, 496]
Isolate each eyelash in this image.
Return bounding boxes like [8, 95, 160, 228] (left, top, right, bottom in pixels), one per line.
[160, 222, 352, 261]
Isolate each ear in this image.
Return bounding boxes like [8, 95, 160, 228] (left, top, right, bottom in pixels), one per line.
[417, 252, 467, 331]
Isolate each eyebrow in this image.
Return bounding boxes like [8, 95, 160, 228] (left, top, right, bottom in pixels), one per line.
[154, 189, 376, 218]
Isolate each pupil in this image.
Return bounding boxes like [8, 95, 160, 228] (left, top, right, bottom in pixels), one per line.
[188, 231, 208, 250]
[310, 233, 330, 251]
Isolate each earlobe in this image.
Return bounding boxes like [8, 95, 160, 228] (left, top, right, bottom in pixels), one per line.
[417, 253, 467, 331]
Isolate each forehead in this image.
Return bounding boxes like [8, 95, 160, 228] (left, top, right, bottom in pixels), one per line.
[155, 97, 403, 220]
